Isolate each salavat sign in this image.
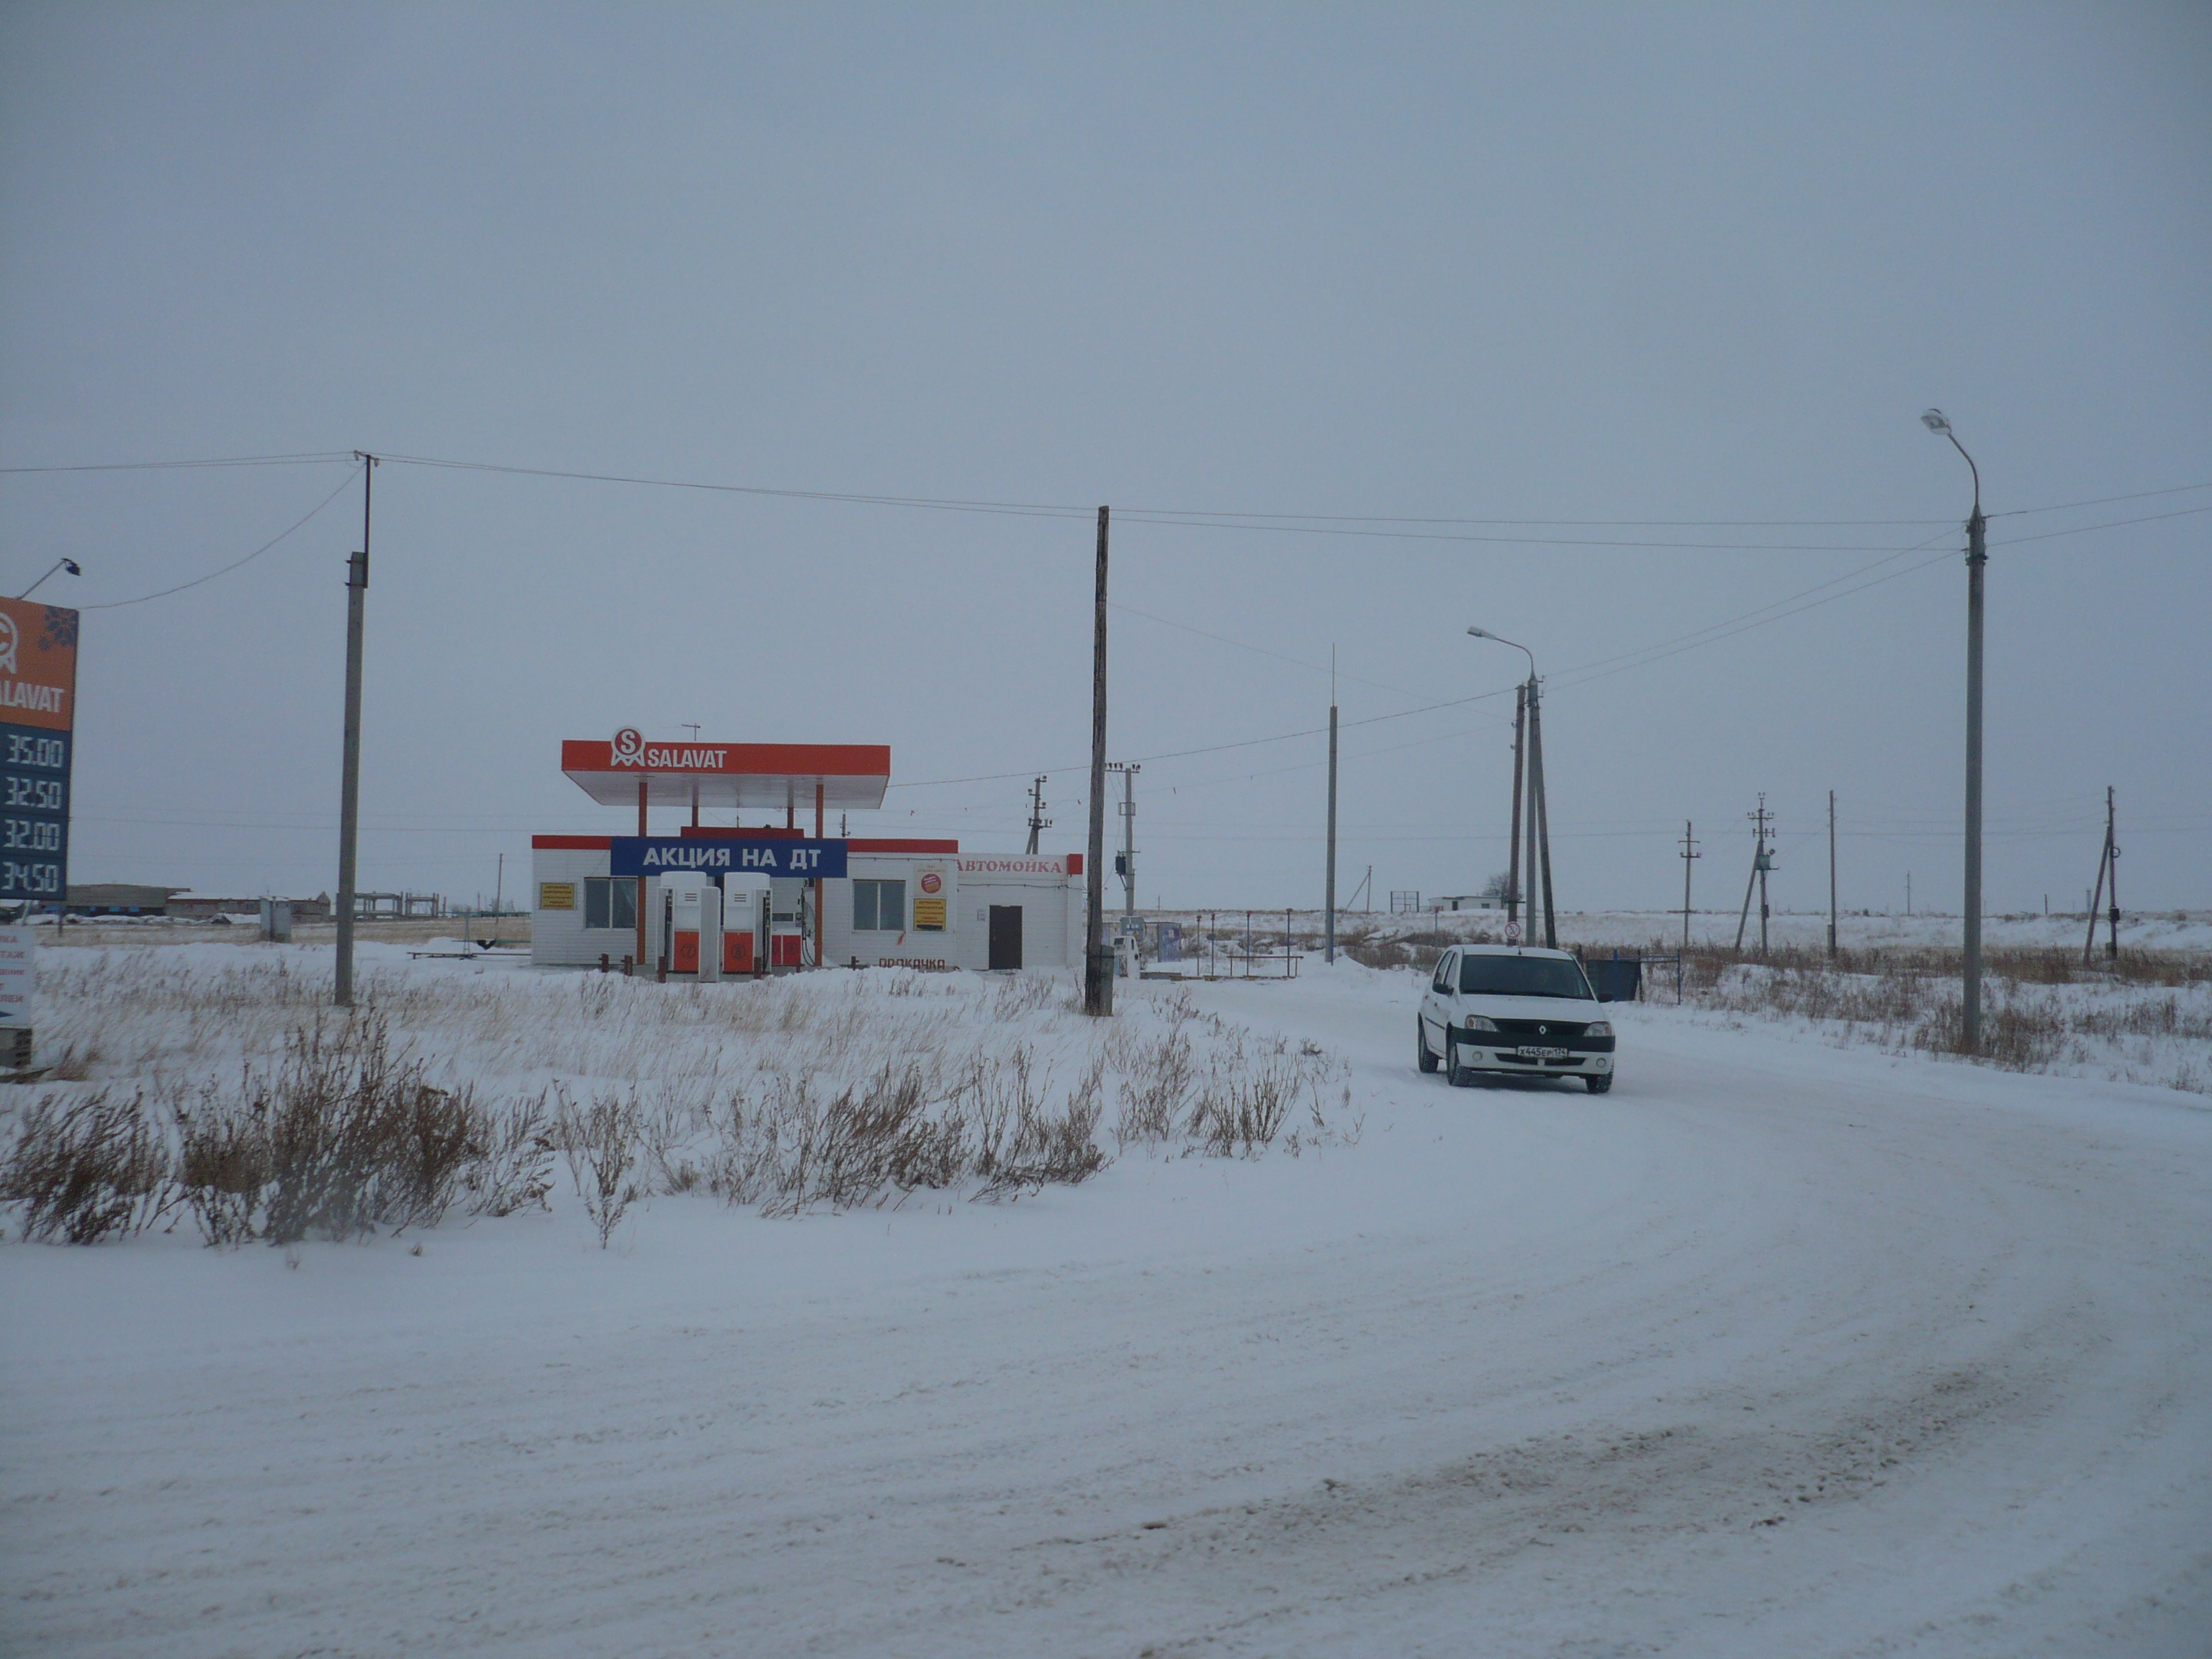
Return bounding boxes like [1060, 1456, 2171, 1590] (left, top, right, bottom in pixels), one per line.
[0, 598, 78, 904]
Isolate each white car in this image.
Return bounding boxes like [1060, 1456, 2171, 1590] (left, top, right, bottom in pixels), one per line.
[1416, 943, 1617, 1093]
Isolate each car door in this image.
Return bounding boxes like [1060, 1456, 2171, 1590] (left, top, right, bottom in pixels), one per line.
[1421, 949, 1457, 1053]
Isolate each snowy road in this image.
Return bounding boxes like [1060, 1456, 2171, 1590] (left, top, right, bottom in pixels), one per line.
[6, 971, 2210, 1656]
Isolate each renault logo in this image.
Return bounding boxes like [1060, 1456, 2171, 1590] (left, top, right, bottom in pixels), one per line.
[1538, 1025, 1548, 1035]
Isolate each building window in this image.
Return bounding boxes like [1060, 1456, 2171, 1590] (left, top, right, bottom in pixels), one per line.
[853, 878, 905, 931]
[583, 876, 637, 931]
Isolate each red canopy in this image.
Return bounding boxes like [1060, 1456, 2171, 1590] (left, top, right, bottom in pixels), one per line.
[560, 739, 891, 811]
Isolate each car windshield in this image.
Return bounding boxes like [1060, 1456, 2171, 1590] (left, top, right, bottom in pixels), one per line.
[1459, 953, 1593, 999]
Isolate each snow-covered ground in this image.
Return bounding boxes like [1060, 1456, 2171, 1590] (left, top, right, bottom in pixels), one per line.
[5, 949, 2211, 1656]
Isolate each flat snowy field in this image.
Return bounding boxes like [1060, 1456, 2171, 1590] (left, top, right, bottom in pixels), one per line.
[5, 954, 2210, 1657]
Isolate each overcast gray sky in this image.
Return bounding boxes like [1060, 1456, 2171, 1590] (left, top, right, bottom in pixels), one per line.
[4, 3, 2206, 920]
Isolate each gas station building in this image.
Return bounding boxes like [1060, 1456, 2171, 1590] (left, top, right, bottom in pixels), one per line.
[531, 733, 1083, 976]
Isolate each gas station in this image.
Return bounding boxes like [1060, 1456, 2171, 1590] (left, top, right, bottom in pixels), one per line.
[531, 730, 1084, 976]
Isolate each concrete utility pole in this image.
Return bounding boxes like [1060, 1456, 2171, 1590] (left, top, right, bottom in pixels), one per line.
[1324, 663, 1339, 964]
[1504, 683, 1527, 932]
[334, 453, 377, 1008]
[1827, 789, 1839, 961]
[1734, 793, 1773, 955]
[1107, 762, 1140, 927]
[1025, 775, 1051, 856]
[1084, 508, 1112, 1017]
[1526, 678, 1557, 948]
[1923, 408, 1987, 1052]
[1469, 629, 1548, 945]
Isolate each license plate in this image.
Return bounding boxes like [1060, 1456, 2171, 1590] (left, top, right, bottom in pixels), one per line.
[1516, 1046, 1569, 1061]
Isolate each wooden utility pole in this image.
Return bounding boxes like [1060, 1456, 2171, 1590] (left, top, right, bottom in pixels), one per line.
[1679, 820, 1699, 953]
[1324, 676, 1339, 965]
[2085, 786, 2119, 963]
[1827, 789, 1839, 961]
[1084, 508, 1112, 1016]
[334, 453, 376, 1007]
[1504, 683, 1527, 932]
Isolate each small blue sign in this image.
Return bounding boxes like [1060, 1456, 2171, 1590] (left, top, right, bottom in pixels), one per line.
[608, 837, 848, 880]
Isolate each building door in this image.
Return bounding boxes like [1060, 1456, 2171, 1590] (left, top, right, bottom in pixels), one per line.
[988, 904, 1023, 970]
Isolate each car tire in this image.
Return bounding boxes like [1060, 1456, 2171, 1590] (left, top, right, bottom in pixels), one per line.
[1416, 1019, 1439, 1073]
[1585, 1074, 1613, 1094]
[1446, 1035, 1477, 1088]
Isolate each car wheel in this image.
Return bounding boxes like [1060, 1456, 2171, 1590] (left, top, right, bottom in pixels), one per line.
[1446, 1035, 1477, 1088]
[1416, 1018, 1439, 1073]
[1585, 1074, 1613, 1094]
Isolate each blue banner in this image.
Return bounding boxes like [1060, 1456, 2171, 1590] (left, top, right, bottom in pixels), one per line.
[608, 837, 848, 880]
[0, 721, 69, 902]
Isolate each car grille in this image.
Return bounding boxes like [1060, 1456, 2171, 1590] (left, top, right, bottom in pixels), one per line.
[1486, 1017, 1588, 1038]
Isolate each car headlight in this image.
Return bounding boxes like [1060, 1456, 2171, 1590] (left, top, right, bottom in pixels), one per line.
[1463, 1015, 1498, 1032]
[1586, 1020, 1612, 1037]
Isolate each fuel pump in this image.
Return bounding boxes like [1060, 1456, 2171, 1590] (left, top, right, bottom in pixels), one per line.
[654, 871, 721, 979]
[720, 873, 772, 976]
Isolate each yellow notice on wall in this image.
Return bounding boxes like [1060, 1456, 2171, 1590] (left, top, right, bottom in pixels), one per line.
[913, 896, 947, 931]
[539, 882, 577, 911]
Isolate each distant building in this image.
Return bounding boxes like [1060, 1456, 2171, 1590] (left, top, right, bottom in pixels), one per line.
[168, 892, 334, 922]
[63, 884, 183, 916]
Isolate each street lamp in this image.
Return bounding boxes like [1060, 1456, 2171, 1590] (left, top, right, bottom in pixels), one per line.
[1922, 408, 1987, 1054]
[1467, 626, 1553, 947]
[1466, 624, 1535, 681]
[17, 558, 81, 600]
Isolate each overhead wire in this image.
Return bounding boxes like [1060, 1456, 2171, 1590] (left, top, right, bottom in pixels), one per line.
[77, 464, 364, 610]
[0, 452, 356, 474]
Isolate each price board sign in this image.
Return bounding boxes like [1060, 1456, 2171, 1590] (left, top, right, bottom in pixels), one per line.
[0, 598, 78, 904]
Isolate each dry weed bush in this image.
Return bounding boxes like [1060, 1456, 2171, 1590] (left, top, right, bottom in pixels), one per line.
[0, 1089, 173, 1243]
[171, 1012, 543, 1246]
[18, 953, 1364, 1243]
[553, 1084, 639, 1248]
[1675, 944, 2212, 1095]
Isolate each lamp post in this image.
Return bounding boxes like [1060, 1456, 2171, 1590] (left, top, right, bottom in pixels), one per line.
[1922, 408, 1986, 1054]
[17, 558, 81, 600]
[1468, 626, 1554, 947]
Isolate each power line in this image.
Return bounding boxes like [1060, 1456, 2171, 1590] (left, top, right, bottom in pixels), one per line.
[1989, 480, 2212, 519]
[77, 465, 364, 610]
[0, 452, 356, 475]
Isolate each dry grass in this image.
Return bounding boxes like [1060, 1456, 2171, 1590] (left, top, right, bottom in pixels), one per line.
[0, 1090, 173, 1244]
[1664, 942, 2212, 1095]
[35, 916, 532, 950]
[3, 953, 1360, 1245]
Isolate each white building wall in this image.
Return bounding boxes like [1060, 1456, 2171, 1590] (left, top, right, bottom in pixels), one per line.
[536, 845, 1082, 974]
[531, 847, 647, 968]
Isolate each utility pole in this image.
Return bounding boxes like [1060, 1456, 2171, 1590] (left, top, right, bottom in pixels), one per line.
[1964, 494, 1987, 1046]
[1678, 820, 1700, 953]
[1504, 683, 1527, 932]
[1827, 789, 1839, 962]
[2085, 786, 2120, 964]
[1084, 507, 1112, 1017]
[1324, 656, 1339, 965]
[1923, 409, 1987, 1053]
[1025, 775, 1051, 855]
[334, 452, 377, 1008]
[1107, 763, 1140, 927]
[1734, 793, 1772, 954]
[1526, 677, 1556, 948]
